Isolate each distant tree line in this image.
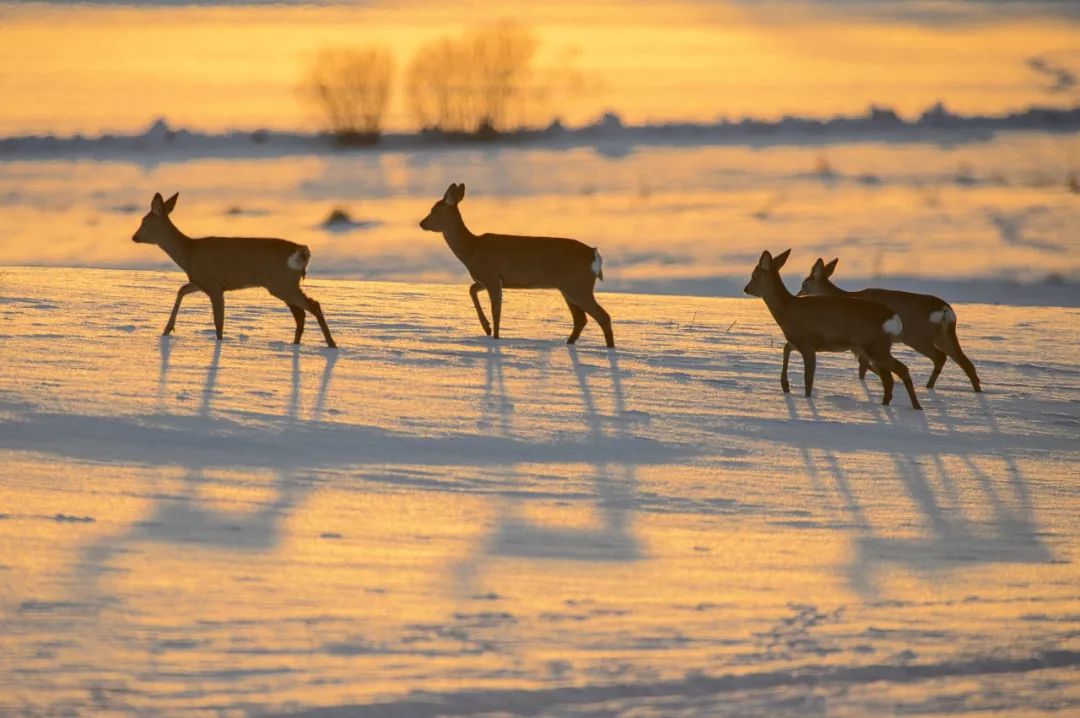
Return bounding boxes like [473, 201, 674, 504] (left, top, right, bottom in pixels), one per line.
[301, 24, 569, 144]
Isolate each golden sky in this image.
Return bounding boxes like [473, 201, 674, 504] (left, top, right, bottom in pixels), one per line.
[1, 0, 1078, 134]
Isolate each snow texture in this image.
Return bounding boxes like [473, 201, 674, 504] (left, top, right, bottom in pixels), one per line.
[0, 267, 1077, 717]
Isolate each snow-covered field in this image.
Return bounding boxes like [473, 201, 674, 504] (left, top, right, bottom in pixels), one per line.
[2, 131, 1078, 306]
[1, 266, 1077, 717]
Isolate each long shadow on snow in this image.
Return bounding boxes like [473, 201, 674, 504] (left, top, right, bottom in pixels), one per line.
[776, 381, 1052, 597]
[455, 344, 642, 594]
[4, 340, 679, 471]
[73, 341, 339, 601]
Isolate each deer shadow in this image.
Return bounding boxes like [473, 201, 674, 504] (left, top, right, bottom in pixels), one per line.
[454, 344, 642, 592]
[73, 340, 339, 603]
[783, 382, 1051, 598]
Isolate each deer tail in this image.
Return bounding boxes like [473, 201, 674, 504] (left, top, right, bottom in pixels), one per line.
[928, 304, 956, 326]
[592, 247, 604, 281]
[288, 245, 311, 277]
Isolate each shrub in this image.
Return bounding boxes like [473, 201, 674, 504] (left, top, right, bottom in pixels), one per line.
[405, 23, 540, 136]
[302, 47, 394, 144]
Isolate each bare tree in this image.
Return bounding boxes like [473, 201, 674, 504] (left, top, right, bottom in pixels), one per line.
[405, 23, 540, 137]
[302, 47, 394, 144]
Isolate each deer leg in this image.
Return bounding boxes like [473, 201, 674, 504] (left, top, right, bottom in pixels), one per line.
[273, 286, 336, 349]
[488, 282, 503, 339]
[573, 294, 614, 348]
[926, 348, 947, 389]
[952, 350, 982, 393]
[208, 291, 225, 340]
[889, 356, 923, 410]
[935, 324, 981, 392]
[287, 303, 306, 344]
[872, 359, 894, 405]
[855, 350, 880, 379]
[781, 342, 793, 393]
[469, 282, 492, 336]
[561, 292, 588, 344]
[802, 346, 816, 397]
[163, 282, 200, 335]
[302, 292, 337, 349]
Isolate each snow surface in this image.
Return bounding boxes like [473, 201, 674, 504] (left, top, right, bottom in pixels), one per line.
[1, 132, 1078, 306]
[0, 267, 1077, 716]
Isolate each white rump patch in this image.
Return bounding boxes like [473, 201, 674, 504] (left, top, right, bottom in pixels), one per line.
[883, 314, 903, 336]
[930, 305, 956, 325]
[933, 302, 959, 323]
[287, 249, 308, 271]
[591, 247, 603, 279]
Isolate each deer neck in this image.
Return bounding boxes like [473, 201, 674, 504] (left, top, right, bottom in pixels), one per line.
[157, 222, 193, 271]
[760, 272, 795, 324]
[821, 278, 850, 297]
[440, 209, 475, 262]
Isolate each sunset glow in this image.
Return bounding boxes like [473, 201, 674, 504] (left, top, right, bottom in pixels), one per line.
[1, 1, 1078, 135]
[1, 2, 1078, 716]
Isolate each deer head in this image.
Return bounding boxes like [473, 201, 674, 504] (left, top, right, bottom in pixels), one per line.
[132, 192, 179, 244]
[419, 183, 466, 232]
[798, 257, 839, 296]
[743, 248, 791, 297]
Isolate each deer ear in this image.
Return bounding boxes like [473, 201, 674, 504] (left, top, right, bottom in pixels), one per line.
[151, 192, 165, 215]
[825, 258, 839, 277]
[812, 257, 826, 277]
[455, 183, 466, 202]
[758, 250, 772, 270]
[163, 192, 179, 215]
[773, 248, 791, 270]
[443, 184, 458, 206]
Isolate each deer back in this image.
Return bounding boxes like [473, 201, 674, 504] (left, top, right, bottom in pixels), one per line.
[186, 237, 308, 292]
[851, 288, 952, 336]
[780, 295, 898, 352]
[467, 233, 598, 289]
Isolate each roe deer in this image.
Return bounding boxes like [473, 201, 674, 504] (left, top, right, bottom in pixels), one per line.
[745, 249, 922, 409]
[798, 258, 980, 391]
[419, 183, 614, 347]
[131, 192, 337, 348]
